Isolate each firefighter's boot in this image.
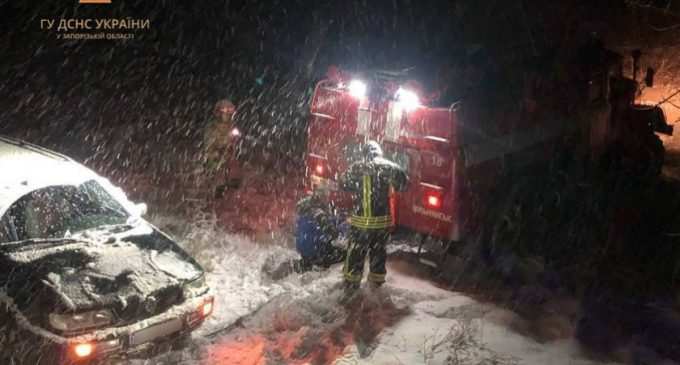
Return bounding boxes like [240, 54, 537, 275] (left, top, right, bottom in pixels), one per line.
[339, 281, 360, 306]
[368, 280, 383, 291]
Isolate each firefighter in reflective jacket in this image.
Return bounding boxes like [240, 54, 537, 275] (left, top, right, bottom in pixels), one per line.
[339, 141, 409, 293]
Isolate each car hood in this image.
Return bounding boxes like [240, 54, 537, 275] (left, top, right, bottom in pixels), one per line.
[2, 223, 203, 315]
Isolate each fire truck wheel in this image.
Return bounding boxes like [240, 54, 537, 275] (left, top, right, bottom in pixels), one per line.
[172, 332, 193, 350]
[426, 240, 456, 272]
[417, 236, 447, 264]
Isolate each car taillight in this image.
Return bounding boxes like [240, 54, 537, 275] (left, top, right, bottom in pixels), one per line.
[72, 342, 94, 359]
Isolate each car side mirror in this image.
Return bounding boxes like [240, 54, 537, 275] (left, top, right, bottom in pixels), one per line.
[133, 203, 148, 217]
[645, 67, 655, 87]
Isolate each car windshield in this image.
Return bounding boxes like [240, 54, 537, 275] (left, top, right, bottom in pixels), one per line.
[0, 180, 130, 243]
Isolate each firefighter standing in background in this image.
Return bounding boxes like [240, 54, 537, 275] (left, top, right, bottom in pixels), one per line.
[203, 99, 236, 197]
[339, 141, 409, 297]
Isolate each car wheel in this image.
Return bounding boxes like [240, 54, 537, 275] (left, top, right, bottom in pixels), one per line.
[149, 333, 193, 363]
[171, 332, 192, 351]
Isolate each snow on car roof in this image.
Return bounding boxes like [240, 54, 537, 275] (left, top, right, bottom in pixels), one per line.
[0, 137, 97, 217]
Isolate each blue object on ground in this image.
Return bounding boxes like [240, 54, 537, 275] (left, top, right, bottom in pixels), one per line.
[295, 214, 323, 259]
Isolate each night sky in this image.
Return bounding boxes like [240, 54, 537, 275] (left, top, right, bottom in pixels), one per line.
[0, 1, 671, 181]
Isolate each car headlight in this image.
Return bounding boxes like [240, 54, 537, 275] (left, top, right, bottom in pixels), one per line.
[183, 275, 208, 299]
[49, 309, 114, 332]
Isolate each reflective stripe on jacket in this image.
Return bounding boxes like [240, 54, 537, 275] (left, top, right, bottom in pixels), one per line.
[340, 157, 408, 230]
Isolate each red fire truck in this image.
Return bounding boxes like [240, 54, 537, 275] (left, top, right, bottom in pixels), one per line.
[305, 60, 671, 266]
[306, 70, 495, 245]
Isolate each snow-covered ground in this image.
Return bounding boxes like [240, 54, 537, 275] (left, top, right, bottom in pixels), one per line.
[146, 216, 622, 365]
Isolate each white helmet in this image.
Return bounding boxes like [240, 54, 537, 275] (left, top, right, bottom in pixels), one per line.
[362, 140, 383, 160]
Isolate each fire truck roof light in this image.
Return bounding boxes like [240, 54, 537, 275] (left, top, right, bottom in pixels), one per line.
[395, 87, 420, 111]
[315, 164, 324, 175]
[348, 79, 367, 99]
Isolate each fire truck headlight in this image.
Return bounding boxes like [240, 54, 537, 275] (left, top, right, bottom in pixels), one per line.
[348, 79, 367, 99]
[231, 127, 241, 137]
[395, 88, 420, 111]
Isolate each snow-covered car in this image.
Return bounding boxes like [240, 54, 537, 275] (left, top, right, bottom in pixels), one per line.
[0, 136, 213, 364]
